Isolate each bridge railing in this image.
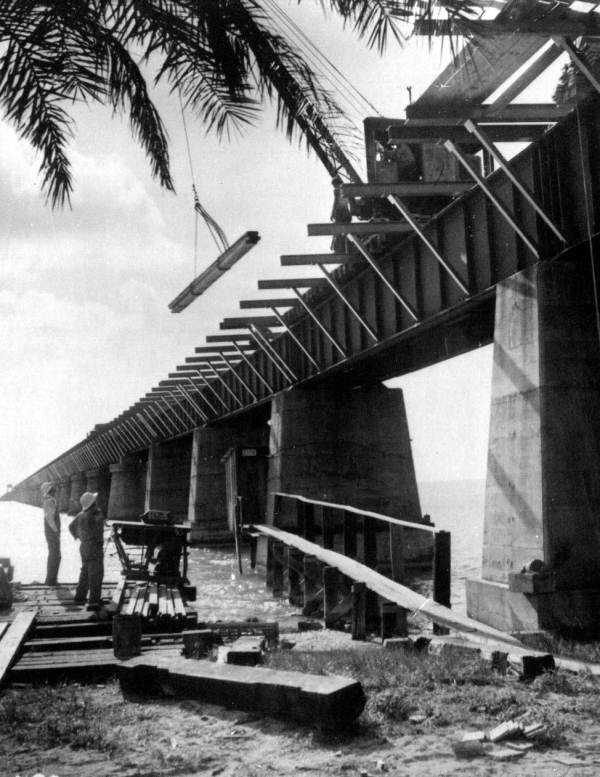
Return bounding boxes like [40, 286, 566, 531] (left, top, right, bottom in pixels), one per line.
[251, 491, 451, 639]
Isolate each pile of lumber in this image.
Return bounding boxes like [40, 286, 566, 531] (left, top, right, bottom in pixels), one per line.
[122, 582, 187, 625]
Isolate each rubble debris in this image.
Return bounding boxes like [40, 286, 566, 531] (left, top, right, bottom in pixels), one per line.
[488, 720, 523, 743]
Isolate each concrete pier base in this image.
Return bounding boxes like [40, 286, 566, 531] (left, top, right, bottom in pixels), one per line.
[68, 473, 87, 515]
[85, 468, 111, 514]
[107, 458, 146, 522]
[145, 437, 192, 523]
[467, 258, 600, 636]
[263, 385, 427, 572]
[188, 421, 268, 543]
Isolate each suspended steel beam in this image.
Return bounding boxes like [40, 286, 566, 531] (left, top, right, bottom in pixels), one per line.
[249, 324, 297, 383]
[231, 340, 274, 394]
[240, 298, 297, 309]
[258, 278, 327, 290]
[464, 119, 567, 243]
[347, 236, 420, 322]
[291, 287, 346, 358]
[169, 231, 260, 313]
[385, 194, 470, 294]
[317, 264, 379, 343]
[280, 253, 362, 266]
[270, 306, 320, 370]
[308, 222, 413, 236]
[444, 139, 539, 259]
[342, 182, 471, 198]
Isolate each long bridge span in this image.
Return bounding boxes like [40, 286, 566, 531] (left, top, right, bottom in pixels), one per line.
[6, 6, 600, 636]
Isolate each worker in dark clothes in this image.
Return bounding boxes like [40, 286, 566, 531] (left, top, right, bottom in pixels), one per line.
[41, 481, 61, 585]
[69, 491, 105, 609]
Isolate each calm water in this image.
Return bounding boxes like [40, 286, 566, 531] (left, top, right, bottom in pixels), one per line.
[0, 479, 485, 616]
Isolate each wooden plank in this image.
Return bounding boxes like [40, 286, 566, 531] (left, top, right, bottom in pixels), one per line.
[221, 316, 280, 329]
[257, 278, 327, 289]
[0, 623, 9, 641]
[149, 582, 159, 615]
[307, 222, 413, 236]
[280, 253, 363, 265]
[240, 298, 297, 309]
[250, 524, 522, 647]
[118, 649, 365, 728]
[268, 492, 435, 533]
[107, 577, 127, 614]
[0, 611, 37, 684]
[343, 182, 472, 198]
[172, 588, 187, 618]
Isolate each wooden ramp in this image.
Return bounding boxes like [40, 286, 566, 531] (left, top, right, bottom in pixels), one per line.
[251, 524, 522, 647]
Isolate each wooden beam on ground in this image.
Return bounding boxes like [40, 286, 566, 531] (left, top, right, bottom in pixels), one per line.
[342, 182, 472, 198]
[307, 222, 412, 237]
[280, 253, 363, 266]
[117, 648, 365, 727]
[0, 611, 37, 685]
[248, 524, 521, 647]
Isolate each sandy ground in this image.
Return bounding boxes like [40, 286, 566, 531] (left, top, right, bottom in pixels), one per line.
[3, 630, 600, 777]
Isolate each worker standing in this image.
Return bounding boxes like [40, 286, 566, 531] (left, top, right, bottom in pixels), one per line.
[41, 482, 61, 585]
[69, 491, 105, 609]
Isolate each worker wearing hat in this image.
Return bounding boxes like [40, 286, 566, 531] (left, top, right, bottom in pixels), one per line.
[40, 481, 61, 585]
[69, 491, 105, 609]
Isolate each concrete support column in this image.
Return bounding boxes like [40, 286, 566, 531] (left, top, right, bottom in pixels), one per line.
[85, 468, 111, 515]
[467, 259, 600, 636]
[265, 384, 426, 570]
[68, 472, 87, 515]
[58, 480, 71, 514]
[107, 458, 146, 522]
[188, 421, 268, 543]
[144, 436, 193, 523]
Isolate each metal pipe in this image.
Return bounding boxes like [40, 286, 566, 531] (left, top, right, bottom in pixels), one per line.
[464, 119, 566, 243]
[385, 195, 470, 294]
[444, 139, 539, 258]
[347, 236, 420, 321]
[190, 370, 230, 411]
[291, 287, 347, 357]
[249, 324, 297, 382]
[177, 384, 209, 422]
[185, 376, 220, 416]
[218, 350, 258, 401]
[231, 341, 274, 393]
[205, 360, 245, 407]
[174, 386, 205, 425]
[317, 264, 379, 342]
[270, 306, 320, 370]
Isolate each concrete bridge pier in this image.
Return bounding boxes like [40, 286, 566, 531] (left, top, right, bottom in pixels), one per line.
[264, 384, 427, 573]
[467, 257, 600, 637]
[188, 421, 268, 543]
[107, 457, 146, 522]
[57, 480, 71, 513]
[144, 436, 192, 523]
[68, 472, 87, 515]
[85, 468, 111, 515]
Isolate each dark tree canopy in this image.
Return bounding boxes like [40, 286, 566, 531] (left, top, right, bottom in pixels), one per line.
[0, 0, 470, 207]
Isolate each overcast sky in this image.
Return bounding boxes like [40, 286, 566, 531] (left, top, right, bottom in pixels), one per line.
[1, 4, 566, 491]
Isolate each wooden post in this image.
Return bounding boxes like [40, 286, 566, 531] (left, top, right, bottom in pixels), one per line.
[380, 601, 408, 640]
[351, 582, 367, 641]
[322, 506, 336, 550]
[323, 566, 340, 628]
[303, 555, 322, 616]
[433, 530, 451, 635]
[250, 534, 258, 570]
[273, 493, 284, 527]
[304, 502, 316, 542]
[343, 510, 357, 558]
[265, 537, 274, 590]
[363, 517, 379, 630]
[296, 498, 305, 536]
[272, 540, 285, 598]
[288, 547, 304, 606]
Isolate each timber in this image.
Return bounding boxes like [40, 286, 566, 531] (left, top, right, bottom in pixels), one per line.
[220, 316, 281, 329]
[280, 253, 363, 265]
[248, 524, 521, 647]
[342, 182, 472, 198]
[240, 298, 297, 309]
[257, 278, 328, 289]
[117, 648, 365, 728]
[307, 221, 413, 236]
[0, 611, 37, 685]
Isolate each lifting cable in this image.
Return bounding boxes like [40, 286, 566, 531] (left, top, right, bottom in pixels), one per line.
[178, 90, 229, 277]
